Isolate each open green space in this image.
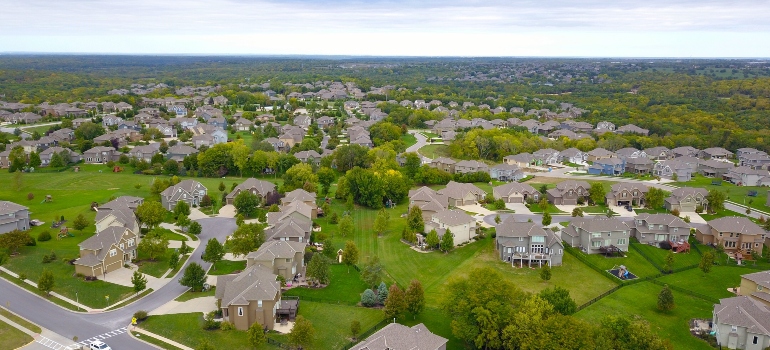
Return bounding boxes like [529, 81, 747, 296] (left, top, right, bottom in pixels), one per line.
[526, 202, 566, 214]
[208, 260, 247, 275]
[0, 307, 42, 333]
[284, 264, 370, 304]
[0, 319, 33, 350]
[400, 133, 417, 148]
[575, 248, 661, 278]
[140, 313, 278, 350]
[657, 266, 743, 299]
[632, 243, 703, 270]
[174, 288, 216, 302]
[106, 288, 154, 311]
[20, 123, 59, 136]
[576, 282, 714, 350]
[0, 271, 80, 311]
[675, 174, 770, 214]
[418, 144, 450, 159]
[137, 248, 175, 278]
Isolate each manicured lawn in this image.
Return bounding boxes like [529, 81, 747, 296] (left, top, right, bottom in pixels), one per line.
[526, 202, 566, 214]
[0, 271, 79, 311]
[208, 260, 246, 275]
[400, 133, 417, 148]
[576, 248, 661, 278]
[675, 174, 770, 214]
[284, 264, 370, 304]
[137, 248, 175, 278]
[0, 319, 33, 350]
[155, 228, 188, 241]
[700, 209, 745, 221]
[140, 313, 277, 350]
[418, 144, 450, 159]
[166, 254, 189, 278]
[0, 307, 42, 333]
[576, 282, 714, 350]
[131, 331, 184, 350]
[106, 288, 153, 311]
[174, 288, 216, 302]
[634, 208, 670, 214]
[632, 243, 703, 270]
[657, 266, 744, 300]
[267, 301, 383, 350]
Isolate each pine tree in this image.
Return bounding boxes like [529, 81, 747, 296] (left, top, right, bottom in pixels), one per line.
[247, 321, 266, 349]
[540, 264, 552, 281]
[440, 229, 454, 253]
[377, 282, 389, 305]
[657, 284, 675, 311]
[132, 271, 148, 295]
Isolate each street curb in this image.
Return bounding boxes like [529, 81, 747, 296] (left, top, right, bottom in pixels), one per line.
[127, 325, 165, 350]
[0, 274, 87, 314]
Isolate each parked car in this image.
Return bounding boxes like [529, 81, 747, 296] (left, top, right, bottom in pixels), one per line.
[625, 205, 633, 212]
[89, 341, 112, 350]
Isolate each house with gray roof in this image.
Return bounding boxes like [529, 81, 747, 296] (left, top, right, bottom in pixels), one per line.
[226, 178, 276, 205]
[0, 201, 30, 234]
[615, 147, 647, 160]
[606, 183, 648, 207]
[496, 219, 563, 267]
[665, 187, 709, 212]
[424, 209, 477, 246]
[454, 160, 489, 174]
[712, 296, 770, 349]
[586, 148, 616, 162]
[215, 265, 288, 331]
[83, 146, 117, 164]
[437, 181, 486, 206]
[738, 152, 770, 170]
[166, 144, 198, 162]
[493, 182, 539, 204]
[489, 163, 524, 182]
[546, 180, 590, 205]
[533, 148, 560, 165]
[725, 166, 770, 186]
[738, 271, 770, 307]
[246, 240, 306, 282]
[351, 323, 447, 350]
[561, 217, 631, 254]
[559, 148, 587, 164]
[624, 157, 654, 175]
[128, 143, 160, 162]
[429, 157, 456, 173]
[74, 226, 138, 277]
[699, 147, 734, 160]
[39, 147, 80, 167]
[644, 147, 672, 161]
[698, 159, 734, 178]
[160, 180, 207, 210]
[653, 157, 698, 181]
[616, 124, 649, 135]
[696, 217, 766, 257]
[503, 153, 533, 168]
[588, 157, 625, 176]
[628, 213, 690, 246]
[409, 187, 449, 221]
[672, 146, 700, 158]
[294, 150, 323, 167]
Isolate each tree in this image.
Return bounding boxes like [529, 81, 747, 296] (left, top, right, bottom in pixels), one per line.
[28, 151, 41, 169]
[403, 152, 422, 178]
[306, 253, 331, 286]
[538, 197, 549, 211]
[169, 250, 180, 271]
[588, 182, 606, 205]
[202, 239, 225, 268]
[342, 240, 359, 273]
[373, 208, 389, 236]
[538, 287, 577, 315]
[247, 321, 266, 349]
[405, 279, 425, 318]
[494, 215, 501, 224]
[377, 282, 389, 305]
[426, 230, 440, 250]
[188, 221, 202, 235]
[657, 284, 675, 311]
[440, 229, 454, 253]
[218, 181, 226, 192]
[540, 264, 552, 281]
[706, 189, 726, 213]
[72, 213, 89, 232]
[138, 229, 169, 261]
[383, 284, 407, 320]
[542, 212, 552, 226]
[228, 223, 266, 258]
[49, 152, 66, 168]
[233, 190, 260, 217]
[700, 251, 715, 275]
[316, 167, 336, 195]
[176, 215, 191, 231]
[361, 256, 384, 288]
[38, 269, 55, 296]
[180, 262, 206, 292]
[321, 238, 336, 260]
[74, 122, 105, 140]
[288, 315, 315, 350]
[136, 201, 166, 230]
[282, 163, 318, 193]
[645, 187, 668, 209]
[663, 251, 675, 273]
[350, 320, 361, 341]
[406, 205, 424, 233]
[131, 271, 148, 295]
[173, 201, 191, 219]
[751, 250, 761, 266]
[339, 215, 354, 237]
[361, 289, 377, 307]
[200, 195, 212, 208]
[0, 230, 32, 254]
[572, 207, 584, 217]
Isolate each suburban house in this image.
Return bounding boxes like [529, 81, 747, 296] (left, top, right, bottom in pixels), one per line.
[698, 159, 735, 178]
[351, 323, 447, 350]
[409, 187, 449, 221]
[454, 160, 489, 174]
[95, 200, 141, 234]
[294, 150, 323, 167]
[160, 180, 208, 210]
[83, 146, 117, 164]
[226, 178, 276, 205]
[430, 157, 456, 173]
[128, 143, 161, 162]
[281, 189, 317, 211]
[246, 240, 306, 281]
[725, 166, 770, 186]
[712, 296, 770, 350]
[437, 181, 486, 206]
[39, 147, 81, 167]
[616, 147, 647, 160]
[664, 187, 709, 212]
[739, 153, 770, 170]
[586, 148, 616, 162]
[596, 121, 616, 132]
[489, 163, 524, 181]
[546, 180, 590, 205]
[264, 214, 311, 243]
[234, 118, 254, 131]
[738, 271, 770, 307]
[166, 144, 198, 162]
[644, 147, 672, 161]
[628, 213, 690, 246]
[699, 147, 734, 160]
[495, 218, 564, 267]
[588, 158, 626, 176]
[606, 183, 648, 207]
[503, 153, 534, 168]
[672, 146, 700, 158]
[653, 158, 698, 181]
[171, 117, 198, 130]
[533, 148, 560, 165]
[696, 217, 766, 257]
[624, 157, 654, 174]
[559, 148, 587, 164]
[562, 217, 631, 254]
[424, 209, 478, 246]
[0, 201, 30, 234]
[493, 182, 539, 203]
[207, 117, 227, 129]
[293, 115, 312, 129]
[216, 265, 291, 331]
[616, 124, 649, 135]
[73, 226, 138, 277]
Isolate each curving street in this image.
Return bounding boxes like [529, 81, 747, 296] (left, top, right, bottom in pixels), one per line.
[3, 217, 237, 350]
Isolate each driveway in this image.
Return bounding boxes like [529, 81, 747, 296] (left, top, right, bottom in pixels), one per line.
[188, 207, 209, 220]
[505, 202, 532, 214]
[218, 204, 236, 218]
[149, 296, 217, 316]
[406, 131, 432, 164]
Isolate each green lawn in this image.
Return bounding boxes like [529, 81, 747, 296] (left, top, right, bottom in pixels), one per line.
[131, 331, 185, 350]
[140, 313, 278, 350]
[656, 266, 744, 300]
[137, 248, 175, 278]
[20, 123, 58, 136]
[632, 243, 703, 270]
[284, 264, 370, 304]
[400, 133, 417, 148]
[576, 282, 714, 350]
[155, 228, 188, 241]
[526, 203, 566, 214]
[0, 307, 42, 333]
[0, 319, 33, 350]
[0, 271, 79, 311]
[576, 248, 661, 278]
[418, 144, 450, 159]
[208, 260, 247, 275]
[166, 254, 189, 278]
[174, 288, 216, 302]
[675, 173, 770, 214]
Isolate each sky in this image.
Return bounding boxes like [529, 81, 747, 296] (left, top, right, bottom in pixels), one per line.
[1, 0, 769, 57]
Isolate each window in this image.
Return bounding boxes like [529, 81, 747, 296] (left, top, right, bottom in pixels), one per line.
[518, 237, 523, 242]
[119, 243, 124, 250]
[558, 249, 563, 255]
[507, 247, 512, 253]
[286, 258, 292, 263]
[237, 307, 243, 316]
[753, 336, 758, 345]
[617, 238, 627, 245]
[257, 300, 262, 308]
[591, 240, 602, 248]
[673, 228, 678, 233]
[592, 233, 601, 238]
[109, 249, 117, 257]
[655, 234, 667, 242]
[128, 238, 134, 247]
[531, 236, 545, 243]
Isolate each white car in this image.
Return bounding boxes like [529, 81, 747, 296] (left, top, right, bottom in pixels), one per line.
[89, 341, 112, 350]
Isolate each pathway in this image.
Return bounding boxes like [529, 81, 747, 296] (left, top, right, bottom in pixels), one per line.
[406, 130, 432, 164]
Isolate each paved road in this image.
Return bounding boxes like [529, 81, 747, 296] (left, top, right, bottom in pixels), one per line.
[3, 217, 237, 350]
[406, 131, 432, 164]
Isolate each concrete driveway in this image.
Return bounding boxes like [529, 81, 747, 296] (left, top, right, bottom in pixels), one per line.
[218, 204, 236, 218]
[189, 207, 209, 220]
[505, 202, 532, 214]
[149, 296, 217, 316]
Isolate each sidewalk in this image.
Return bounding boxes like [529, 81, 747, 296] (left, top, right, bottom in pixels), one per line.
[0, 266, 95, 312]
[131, 326, 194, 350]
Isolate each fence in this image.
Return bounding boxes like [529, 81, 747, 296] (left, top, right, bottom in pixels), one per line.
[340, 319, 391, 350]
[266, 337, 291, 349]
[648, 279, 719, 304]
[576, 285, 622, 312]
[629, 244, 665, 272]
[563, 246, 622, 285]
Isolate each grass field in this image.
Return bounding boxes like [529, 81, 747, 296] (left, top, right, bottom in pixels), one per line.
[577, 248, 661, 278]
[632, 243, 703, 270]
[131, 331, 185, 350]
[400, 133, 417, 148]
[576, 282, 714, 350]
[140, 313, 278, 350]
[174, 288, 216, 302]
[656, 266, 743, 299]
[208, 260, 246, 275]
[0, 319, 33, 350]
[0, 307, 42, 333]
[283, 264, 370, 304]
[675, 173, 770, 214]
[418, 144, 450, 159]
[137, 248, 175, 278]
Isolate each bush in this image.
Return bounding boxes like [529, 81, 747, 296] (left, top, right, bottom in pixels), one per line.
[27, 193, 34, 200]
[683, 216, 691, 223]
[361, 289, 377, 307]
[203, 311, 221, 330]
[696, 205, 704, 213]
[671, 208, 680, 217]
[75, 273, 85, 279]
[37, 231, 52, 242]
[18, 273, 27, 281]
[42, 251, 57, 263]
[134, 310, 149, 321]
[220, 321, 235, 331]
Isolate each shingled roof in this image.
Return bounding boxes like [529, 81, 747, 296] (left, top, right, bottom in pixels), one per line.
[216, 265, 280, 307]
[351, 323, 447, 350]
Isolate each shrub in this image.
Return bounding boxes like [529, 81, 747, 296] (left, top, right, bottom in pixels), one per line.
[203, 311, 221, 330]
[42, 251, 57, 263]
[695, 205, 704, 213]
[18, 273, 27, 281]
[683, 216, 691, 223]
[671, 208, 680, 217]
[329, 212, 339, 224]
[220, 321, 235, 331]
[361, 289, 377, 307]
[133, 310, 149, 321]
[27, 193, 34, 200]
[75, 273, 85, 279]
[37, 231, 52, 242]
[85, 276, 97, 281]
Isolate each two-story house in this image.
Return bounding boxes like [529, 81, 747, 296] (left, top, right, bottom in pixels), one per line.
[226, 178, 276, 205]
[166, 144, 198, 162]
[489, 163, 524, 182]
[654, 157, 698, 181]
[128, 143, 161, 163]
[430, 157, 456, 173]
[628, 213, 690, 246]
[0, 201, 30, 234]
[493, 182, 539, 203]
[216, 265, 290, 331]
[533, 148, 560, 166]
[712, 296, 770, 350]
[699, 147, 734, 160]
[606, 183, 648, 207]
[409, 187, 449, 221]
[624, 157, 654, 174]
[160, 180, 207, 210]
[437, 181, 486, 206]
[725, 166, 770, 186]
[496, 219, 563, 267]
[503, 153, 534, 168]
[351, 323, 447, 350]
[546, 180, 590, 205]
[738, 271, 770, 307]
[644, 147, 672, 161]
[739, 153, 770, 170]
[83, 146, 117, 164]
[665, 187, 709, 212]
[246, 240, 306, 282]
[234, 118, 254, 131]
[424, 209, 477, 246]
[454, 160, 489, 174]
[588, 158, 625, 176]
[698, 159, 735, 178]
[672, 146, 700, 158]
[73, 226, 138, 277]
[562, 217, 631, 254]
[696, 217, 765, 257]
[616, 147, 647, 160]
[293, 150, 323, 167]
[559, 148, 587, 164]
